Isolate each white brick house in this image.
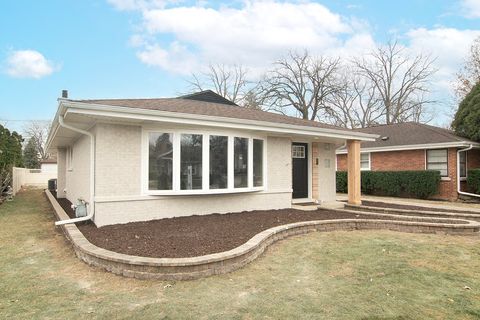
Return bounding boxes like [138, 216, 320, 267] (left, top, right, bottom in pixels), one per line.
[46, 91, 376, 226]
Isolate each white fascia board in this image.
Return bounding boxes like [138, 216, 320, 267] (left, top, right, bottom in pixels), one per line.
[62, 101, 378, 141]
[45, 100, 68, 151]
[336, 141, 480, 154]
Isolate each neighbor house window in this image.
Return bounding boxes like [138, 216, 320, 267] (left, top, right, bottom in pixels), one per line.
[146, 131, 264, 193]
[360, 153, 370, 171]
[427, 149, 448, 177]
[234, 137, 249, 188]
[149, 133, 173, 190]
[253, 139, 263, 187]
[180, 134, 203, 190]
[459, 151, 467, 179]
[209, 135, 228, 189]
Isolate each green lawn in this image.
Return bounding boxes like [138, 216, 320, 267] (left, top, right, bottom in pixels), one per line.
[1, 189, 480, 319]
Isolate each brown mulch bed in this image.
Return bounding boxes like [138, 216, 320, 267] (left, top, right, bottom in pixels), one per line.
[361, 200, 479, 214]
[51, 193, 459, 258]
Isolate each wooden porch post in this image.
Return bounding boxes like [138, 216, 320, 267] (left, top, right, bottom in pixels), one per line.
[347, 139, 361, 205]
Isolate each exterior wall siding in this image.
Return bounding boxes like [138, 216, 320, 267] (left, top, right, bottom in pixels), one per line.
[467, 149, 480, 169]
[371, 150, 425, 171]
[312, 142, 336, 203]
[95, 123, 142, 197]
[91, 123, 293, 226]
[434, 148, 458, 201]
[56, 148, 67, 199]
[65, 135, 91, 205]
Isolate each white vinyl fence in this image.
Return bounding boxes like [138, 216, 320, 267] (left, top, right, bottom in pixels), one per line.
[12, 167, 57, 195]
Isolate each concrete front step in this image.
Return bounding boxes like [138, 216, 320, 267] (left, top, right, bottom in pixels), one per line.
[345, 204, 480, 222]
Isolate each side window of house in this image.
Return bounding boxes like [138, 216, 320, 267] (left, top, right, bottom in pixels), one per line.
[360, 153, 370, 171]
[66, 147, 73, 171]
[426, 149, 448, 177]
[459, 152, 467, 179]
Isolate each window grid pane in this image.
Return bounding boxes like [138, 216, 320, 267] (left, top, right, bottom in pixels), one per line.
[234, 137, 248, 188]
[180, 134, 203, 190]
[427, 149, 448, 177]
[360, 153, 370, 169]
[209, 135, 228, 189]
[292, 145, 305, 158]
[148, 133, 173, 190]
[253, 139, 263, 187]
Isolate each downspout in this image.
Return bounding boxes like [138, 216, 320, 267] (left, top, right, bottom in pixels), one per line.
[457, 144, 480, 199]
[55, 115, 95, 225]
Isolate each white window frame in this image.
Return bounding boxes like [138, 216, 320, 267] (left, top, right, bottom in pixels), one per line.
[360, 152, 371, 171]
[426, 149, 449, 178]
[142, 127, 266, 195]
[292, 145, 306, 158]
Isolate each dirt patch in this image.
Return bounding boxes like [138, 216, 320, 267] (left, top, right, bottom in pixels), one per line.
[53, 194, 393, 258]
[361, 200, 478, 214]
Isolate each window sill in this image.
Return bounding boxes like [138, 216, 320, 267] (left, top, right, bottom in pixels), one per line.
[440, 177, 451, 181]
[460, 177, 467, 181]
[144, 187, 265, 196]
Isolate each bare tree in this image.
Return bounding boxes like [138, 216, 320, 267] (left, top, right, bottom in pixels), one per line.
[188, 64, 250, 104]
[324, 67, 384, 128]
[455, 36, 480, 99]
[23, 120, 51, 161]
[353, 41, 437, 124]
[257, 51, 341, 120]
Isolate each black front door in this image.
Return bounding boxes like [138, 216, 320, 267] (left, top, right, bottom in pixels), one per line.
[292, 142, 308, 199]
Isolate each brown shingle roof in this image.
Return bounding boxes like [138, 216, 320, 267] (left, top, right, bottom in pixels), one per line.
[72, 95, 349, 132]
[350, 122, 476, 149]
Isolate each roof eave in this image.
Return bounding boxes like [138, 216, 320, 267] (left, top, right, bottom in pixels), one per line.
[59, 101, 379, 142]
[336, 141, 480, 154]
[45, 98, 69, 152]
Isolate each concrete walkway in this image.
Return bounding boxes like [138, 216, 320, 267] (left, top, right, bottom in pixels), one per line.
[336, 193, 480, 213]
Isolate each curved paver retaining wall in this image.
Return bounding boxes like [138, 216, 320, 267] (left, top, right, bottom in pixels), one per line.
[45, 190, 480, 281]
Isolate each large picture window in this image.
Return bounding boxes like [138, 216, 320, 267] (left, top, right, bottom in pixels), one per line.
[234, 137, 248, 188]
[253, 139, 263, 187]
[149, 133, 173, 190]
[180, 134, 203, 190]
[146, 131, 264, 194]
[427, 149, 448, 177]
[209, 135, 228, 189]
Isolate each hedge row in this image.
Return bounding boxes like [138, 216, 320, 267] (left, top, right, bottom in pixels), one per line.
[336, 170, 441, 199]
[467, 169, 480, 194]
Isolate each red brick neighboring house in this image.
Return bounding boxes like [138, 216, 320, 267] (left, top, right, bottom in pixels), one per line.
[336, 122, 480, 201]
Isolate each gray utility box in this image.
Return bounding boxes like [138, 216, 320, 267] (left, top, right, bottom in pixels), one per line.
[74, 200, 88, 218]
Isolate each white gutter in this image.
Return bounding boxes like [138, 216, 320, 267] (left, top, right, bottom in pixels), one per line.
[55, 115, 95, 225]
[336, 141, 480, 154]
[457, 144, 480, 199]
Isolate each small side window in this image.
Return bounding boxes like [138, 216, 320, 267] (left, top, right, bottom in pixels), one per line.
[66, 147, 73, 171]
[360, 153, 370, 171]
